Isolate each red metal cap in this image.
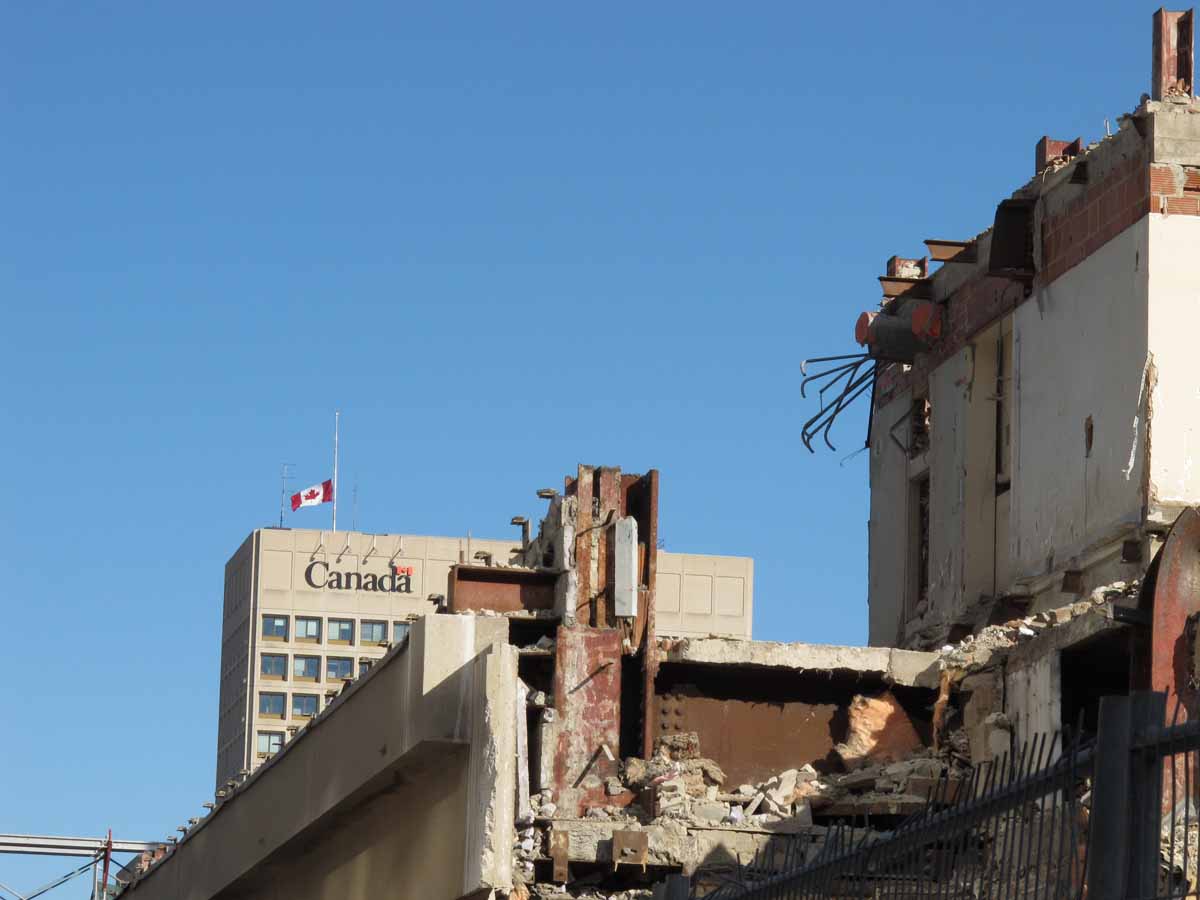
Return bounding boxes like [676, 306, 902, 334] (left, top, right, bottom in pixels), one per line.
[855, 311, 877, 346]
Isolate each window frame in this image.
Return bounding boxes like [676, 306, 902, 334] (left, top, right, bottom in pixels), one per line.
[261, 615, 289, 642]
[260, 653, 288, 681]
[293, 654, 321, 682]
[295, 616, 322, 643]
[256, 731, 283, 756]
[361, 620, 388, 645]
[392, 621, 411, 644]
[258, 692, 286, 719]
[326, 656, 354, 681]
[328, 618, 354, 645]
[291, 693, 319, 719]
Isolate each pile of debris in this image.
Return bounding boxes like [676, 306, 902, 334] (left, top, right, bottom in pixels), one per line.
[619, 716, 965, 830]
[938, 580, 1141, 671]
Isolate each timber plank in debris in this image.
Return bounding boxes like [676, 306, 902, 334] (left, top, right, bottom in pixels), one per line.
[549, 830, 569, 883]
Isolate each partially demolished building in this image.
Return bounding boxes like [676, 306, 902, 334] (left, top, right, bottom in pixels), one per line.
[113, 9, 1200, 900]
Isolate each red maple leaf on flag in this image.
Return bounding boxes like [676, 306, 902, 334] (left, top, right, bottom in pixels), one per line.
[304, 489, 319, 500]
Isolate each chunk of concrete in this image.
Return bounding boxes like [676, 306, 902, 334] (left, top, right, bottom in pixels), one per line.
[766, 769, 799, 807]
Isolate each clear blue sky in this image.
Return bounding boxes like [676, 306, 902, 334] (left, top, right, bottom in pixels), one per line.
[0, 1, 1163, 891]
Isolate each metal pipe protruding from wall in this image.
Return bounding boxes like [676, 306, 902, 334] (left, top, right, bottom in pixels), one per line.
[855, 300, 941, 363]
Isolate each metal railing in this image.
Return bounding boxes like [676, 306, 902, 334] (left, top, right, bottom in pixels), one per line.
[1088, 692, 1200, 900]
[697, 690, 1200, 900]
[697, 729, 1094, 899]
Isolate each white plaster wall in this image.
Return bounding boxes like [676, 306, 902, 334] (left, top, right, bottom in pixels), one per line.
[928, 351, 970, 622]
[1147, 214, 1200, 515]
[1011, 219, 1150, 581]
[1005, 653, 1061, 750]
[867, 389, 912, 647]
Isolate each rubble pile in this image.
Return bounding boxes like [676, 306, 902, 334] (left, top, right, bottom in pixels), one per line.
[937, 580, 1140, 671]
[619, 726, 965, 830]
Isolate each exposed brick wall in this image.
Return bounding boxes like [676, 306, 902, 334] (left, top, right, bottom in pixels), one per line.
[877, 152, 1157, 410]
[1039, 152, 1149, 287]
[1150, 162, 1200, 215]
[875, 274, 1023, 407]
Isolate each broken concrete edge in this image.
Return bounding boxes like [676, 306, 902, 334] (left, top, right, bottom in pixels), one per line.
[656, 635, 940, 690]
[935, 582, 1140, 676]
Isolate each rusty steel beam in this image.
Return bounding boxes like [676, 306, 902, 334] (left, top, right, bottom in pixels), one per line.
[923, 239, 977, 264]
[652, 690, 841, 787]
[552, 627, 623, 817]
[446, 565, 556, 614]
[878, 276, 933, 300]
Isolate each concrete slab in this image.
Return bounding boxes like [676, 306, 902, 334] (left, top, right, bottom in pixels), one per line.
[657, 637, 940, 689]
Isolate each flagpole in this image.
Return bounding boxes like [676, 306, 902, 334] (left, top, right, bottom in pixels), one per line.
[332, 410, 340, 532]
[279, 463, 293, 528]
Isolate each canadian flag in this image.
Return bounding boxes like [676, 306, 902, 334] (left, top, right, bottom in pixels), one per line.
[291, 479, 333, 511]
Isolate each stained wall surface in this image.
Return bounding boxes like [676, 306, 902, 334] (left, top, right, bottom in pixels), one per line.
[867, 390, 913, 647]
[1010, 218, 1150, 585]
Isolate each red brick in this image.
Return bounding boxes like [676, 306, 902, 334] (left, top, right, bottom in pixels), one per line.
[1166, 196, 1200, 215]
[1185, 169, 1200, 192]
[1151, 166, 1179, 194]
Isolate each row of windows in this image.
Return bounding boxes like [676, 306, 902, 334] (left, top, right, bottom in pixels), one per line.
[261, 615, 408, 645]
[260, 652, 377, 683]
[258, 690, 340, 720]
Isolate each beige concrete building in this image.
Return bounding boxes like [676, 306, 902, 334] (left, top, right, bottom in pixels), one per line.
[216, 528, 520, 788]
[217, 527, 754, 787]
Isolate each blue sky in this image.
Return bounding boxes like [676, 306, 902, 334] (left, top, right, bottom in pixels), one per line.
[0, 1, 1164, 892]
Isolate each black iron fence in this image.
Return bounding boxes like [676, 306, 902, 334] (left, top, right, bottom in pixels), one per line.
[696, 691, 1200, 900]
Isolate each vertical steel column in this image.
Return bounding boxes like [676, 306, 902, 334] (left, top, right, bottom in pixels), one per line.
[1086, 694, 1133, 900]
[1128, 691, 1168, 898]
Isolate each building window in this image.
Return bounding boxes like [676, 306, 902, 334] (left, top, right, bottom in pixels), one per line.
[256, 731, 283, 756]
[293, 655, 320, 681]
[259, 692, 285, 718]
[292, 694, 319, 718]
[327, 657, 353, 681]
[328, 618, 354, 644]
[907, 474, 931, 620]
[295, 616, 321, 643]
[261, 615, 289, 641]
[361, 620, 387, 644]
[358, 660, 372, 677]
[392, 621, 411, 644]
[909, 397, 931, 458]
[260, 654, 287, 681]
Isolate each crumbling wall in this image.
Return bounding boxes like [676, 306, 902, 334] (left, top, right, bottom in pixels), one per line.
[1010, 218, 1150, 592]
[867, 389, 913, 647]
[927, 349, 971, 629]
[651, 661, 936, 787]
